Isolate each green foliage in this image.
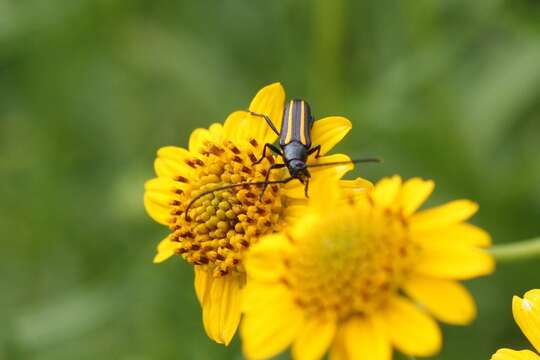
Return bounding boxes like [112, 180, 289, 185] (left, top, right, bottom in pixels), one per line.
[1, 0, 539, 359]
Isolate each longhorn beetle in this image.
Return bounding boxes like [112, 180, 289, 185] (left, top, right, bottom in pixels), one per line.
[185, 99, 380, 219]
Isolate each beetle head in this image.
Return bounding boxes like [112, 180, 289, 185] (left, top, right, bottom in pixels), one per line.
[289, 160, 310, 182]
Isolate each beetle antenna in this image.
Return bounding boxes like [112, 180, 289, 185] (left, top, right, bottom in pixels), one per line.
[183, 177, 294, 220]
[307, 157, 382, 168]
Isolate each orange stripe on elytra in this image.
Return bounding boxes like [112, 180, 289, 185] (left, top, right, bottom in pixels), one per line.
[300, 101, 306, 144]
[285, 100, 294, 144]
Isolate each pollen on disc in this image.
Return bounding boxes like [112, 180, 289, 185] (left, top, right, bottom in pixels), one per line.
[168, 140, 286, 277]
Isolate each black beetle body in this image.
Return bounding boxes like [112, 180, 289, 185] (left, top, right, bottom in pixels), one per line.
[252, 99, 322, 197]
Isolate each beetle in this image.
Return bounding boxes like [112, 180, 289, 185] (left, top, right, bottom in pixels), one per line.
[184, 99, 379, 219]
[250, 99, 320, 198]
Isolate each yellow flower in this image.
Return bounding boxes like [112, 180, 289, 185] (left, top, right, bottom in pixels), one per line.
[491, 290, 540, 360]
[144, 83, 367, 345]
[241, 176, 495, 360]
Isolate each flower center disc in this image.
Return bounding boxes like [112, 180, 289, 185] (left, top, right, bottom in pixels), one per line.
[169, 140, 285, 277]
[285, 208, 418, 319]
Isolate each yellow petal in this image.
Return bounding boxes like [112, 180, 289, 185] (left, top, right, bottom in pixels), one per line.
[382, 296, 442, 357]
[329, 324, 351, 360]
[403, 275, 476, 325]
[202, 274, 243, 345]
[329, 328, 348, 360]
[241, 283, 303, 359]
[491, 349, 540, 360]
[305, 177, 342, 213]
[209, 122, 223, 136]
[343, 316, 391, 360]
[513, 290, 540, 353]
[154, 146, 195, 178]
[415, 223, 492, 248]
[398, 178, 434, 217]
[292, 316, 336, 360]
[372, 175, 402, 208]
[242, 281, 285, 313]
[145, 177, 188, 194]
[283, 200, 308, 224]
[415, 239, 495, 280]
[340, 177, 374, 193]
[194, 266, 212, 305]
[411, 200, 479, 233]
[310, 116, 351, 156]
[153, 237, 181, 263]
[307, 153, 354, 173]
[285, 154, 353, 199]
[189, 123, 223, 152]
[144, 192, 172, 225]
[144, 178, 189, 225]
[144, 190, 172, 208]
[248, 82, 286, 144]
[222, 111, 253, 145]
[245, 233, 292, 283]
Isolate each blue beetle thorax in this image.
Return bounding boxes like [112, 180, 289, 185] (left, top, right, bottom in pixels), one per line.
[283, 141, 308, 163]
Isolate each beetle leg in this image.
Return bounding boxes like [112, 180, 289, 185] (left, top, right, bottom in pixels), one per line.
[259, 163, 286, 200]
[249, 111, 281, 136]
[308, 145, 322, 159]
[304, 179, 310, 198]
[254, 143, 282, 164]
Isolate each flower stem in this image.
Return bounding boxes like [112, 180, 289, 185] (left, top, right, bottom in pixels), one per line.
[310, 0, 345, 108]
[490, 237, 540, 263]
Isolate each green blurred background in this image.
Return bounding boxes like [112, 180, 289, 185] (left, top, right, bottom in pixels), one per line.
[1, 1, 540, 359]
